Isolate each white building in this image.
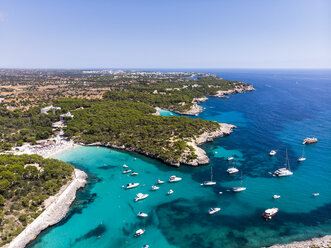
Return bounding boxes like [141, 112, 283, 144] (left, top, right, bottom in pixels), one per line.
[40, 105, 61, 114]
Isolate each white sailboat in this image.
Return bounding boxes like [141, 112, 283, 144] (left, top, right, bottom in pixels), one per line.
[227, 161, 239, 174]
[297, 146, 306, 162]
[203, 166, 216, 186]
[274, 149, 293, 177]
[232, 170, 246, 192]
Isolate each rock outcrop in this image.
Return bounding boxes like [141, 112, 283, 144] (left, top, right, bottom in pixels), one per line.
[215, 84, 255, 98]
[267, 235, 331, 248]
[5, 169, 88, 248]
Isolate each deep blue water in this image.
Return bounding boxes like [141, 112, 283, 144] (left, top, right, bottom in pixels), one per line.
[29, 69, 331, 248]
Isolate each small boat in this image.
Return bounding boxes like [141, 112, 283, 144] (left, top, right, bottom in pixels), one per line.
[157, 179, 165, 184]
[269, 150, 277, 156]
[208, 208, 221, 215]
[126, 183, 140, 189]
[135, 193, 149, 202]
[273, 195, 280, 199]
[167, 189, 174, 195]
[123, 164, 128, 168]
[227, 157, 234, 161]
[215, 151, 218, 154]
[232, 187, 246, 192]
[123, 170, 132, 174]
[297, 146, 306, 162]
[169, 175, 182, 183]
[219, 192, 223, 195]
[134, 158, 137, 160]
[151, 185, 159, 191]
[313, 193, 319, 196]
[274, 149, 293, 177]
[131, 172, 139, 176]
[134, 229, 145, 237]
[262, 208, 278, 220]
[137, 212, 148, 218]
[227, 167, 239, 174]
[303, 137, 317, 145]
[203, 166, 216, 186]
[142, 245, 149, 248]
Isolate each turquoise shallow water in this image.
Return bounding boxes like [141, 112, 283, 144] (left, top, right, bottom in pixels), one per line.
[29, 70, 331, 248]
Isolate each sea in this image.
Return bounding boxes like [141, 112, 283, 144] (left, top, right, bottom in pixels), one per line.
[28, 69, 331, 248]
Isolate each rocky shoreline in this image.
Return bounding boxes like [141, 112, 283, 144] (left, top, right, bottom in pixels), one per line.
[88, 122, 235, 167]
[4, 169, 88, 248]
[174, 85, 255, 116]
[267, 235, 331, 248]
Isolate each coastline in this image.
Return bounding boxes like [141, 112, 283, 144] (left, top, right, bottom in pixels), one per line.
[267, 235, 331, 248]
[87, 122, 235, 167]
[173, 85, 255, 116]
[4, 169, 88, 248]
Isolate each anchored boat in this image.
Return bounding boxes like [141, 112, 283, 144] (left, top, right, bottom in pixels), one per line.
[303, 137, 317, 145]
[262, 208, 278, 220]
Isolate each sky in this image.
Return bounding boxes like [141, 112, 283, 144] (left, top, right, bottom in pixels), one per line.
[0, 0, 330, 69]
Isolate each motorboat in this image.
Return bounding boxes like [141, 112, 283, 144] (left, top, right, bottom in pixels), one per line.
[313, 193, 319, 196]
[167, 189, 174, 195]
[123, 170, 132, 174]
[157, 179, 165, 184]
[232, 187, 246, 192]
[142, 245, 149, 248]
[169, 175, 182, 182]
[227, 157, 234, 161]
[227, 167, 239, 174]
[273, 195, 280, 199]
[126, 183, 140, 189]
[135, 193, 149, 202]
[135, 229, 145, 237]
[137, 212, 148, 218]
[303, 137, 317, 145]
[274, 149, 293, 177]
[208, 208, 221, 215]
[203, 166, 216, 186]
[123, 164, 128, 168]
[297, 157, 306, 162]
[219, 192, 223, 195]
[151, 185, 159, 191]
[262, 208, 278, 220]
[269, 150, 277, 156]
[131, 172, 139, 176]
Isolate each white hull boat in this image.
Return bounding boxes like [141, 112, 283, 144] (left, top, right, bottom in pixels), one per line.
[167, 189, 174, 195]
[137, 212, 148, 218]
[169, 175, 182, 182]
[262, 208, 278, 220]
[232, 187, 246, 192]
[135, 229, 145, 237]
[126, 183, 140, 189]
[273, 195, 280, 199]
[151, 185, 159, 191]
[208, 208, 221, 215]
[157, 179, 165, 184]
[135, 193, 149, 202]
[269, 150, 277, 156]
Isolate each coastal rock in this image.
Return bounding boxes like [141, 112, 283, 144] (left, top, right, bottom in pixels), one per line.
[215, 84, 255, 98]
[181, 123, 236, 166]
[267, 235, 331, 248]
[5, 169, 88, 248]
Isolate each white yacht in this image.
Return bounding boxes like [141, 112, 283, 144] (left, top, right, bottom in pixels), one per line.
[273, 195, 280, 199]
[167, 189, 174, 195]
[151, 185, 159, 191]
[208, 208, 221, 215]
[135, 193, 149, 202]
[232, 187, 246, 192]
[137, 212, 148, 218]
[227, 157, 234, 161]
[125, 183, 140, 189]
[297, 146, 306, 162]
[169, 175, 182, 182]
[123, 170, 132, 174]
[262, 208, 278, 220]
[131, 172, 139, 176]
[135, 229, 145, 237]
[203, 166, 216, 186]
[313, 193, 319, 196]
[269, 150, 277, 156]
[123, 164, 128, 168]
[274, 149, 293, 177]
[157, 179, 165, 184]
[227, 167, 239, 174]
